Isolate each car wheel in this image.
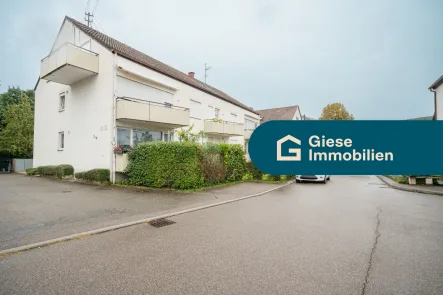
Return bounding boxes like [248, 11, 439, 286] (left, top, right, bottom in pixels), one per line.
[327, 176, 330, 180]
[296, 179, 301, 183]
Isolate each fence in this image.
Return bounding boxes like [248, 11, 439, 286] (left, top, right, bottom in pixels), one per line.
[12, 159, 33, 172]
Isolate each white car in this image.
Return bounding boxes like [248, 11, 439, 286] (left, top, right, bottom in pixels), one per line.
[296, 175, 330, 183]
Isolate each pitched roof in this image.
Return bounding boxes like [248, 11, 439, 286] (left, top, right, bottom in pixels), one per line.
[65, 16, 259, 115]
[256, 105, 300, 122]
[429, 74, 443, 90]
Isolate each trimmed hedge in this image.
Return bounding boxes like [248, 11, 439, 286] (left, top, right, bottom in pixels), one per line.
[56, 164, 74, 178]
[127, 142, 204, 189]
[37, 164, 73, 178]
[37, 165, 58, 177]
[26, 168, 38, 176]
[220, 143, 246, 182]
[75, 169, 110, 183]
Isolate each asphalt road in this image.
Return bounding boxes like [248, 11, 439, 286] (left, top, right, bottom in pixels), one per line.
[1, 176, 443, 295]
[0, 174, 279, 250]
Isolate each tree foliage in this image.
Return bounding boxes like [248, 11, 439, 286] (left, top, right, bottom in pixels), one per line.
[0, 86, 35, 116]
[177, 124, 204, 143]
[319, 103, 354, 120]
[0, 94, 34, 157]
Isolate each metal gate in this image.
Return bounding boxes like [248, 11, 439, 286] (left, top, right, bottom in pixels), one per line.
[0, 157, 11, 172]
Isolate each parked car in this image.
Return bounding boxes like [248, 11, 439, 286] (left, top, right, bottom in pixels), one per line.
[296, 175, 330, 183]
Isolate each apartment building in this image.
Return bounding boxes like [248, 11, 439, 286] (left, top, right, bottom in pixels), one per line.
[34, 16, 261, 182]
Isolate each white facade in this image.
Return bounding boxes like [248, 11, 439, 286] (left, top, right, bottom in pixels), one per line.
[436, 84, 443, 120]
[34, 18, 261, 181]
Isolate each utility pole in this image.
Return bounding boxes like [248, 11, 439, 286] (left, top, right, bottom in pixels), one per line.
[85, 12, 93, 27]
[204, 63, 211, 84]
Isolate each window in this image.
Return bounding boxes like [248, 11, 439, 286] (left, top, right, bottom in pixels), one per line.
[133, 130, 162, 146]
[59, 93, 66, 111]
[245, 118, 257, 130]
[58, 132, 64, 150]
[190, 100, 202, 119]
[117, 128, 131, 146]
[164, 132, 173, 142]
[215, 108, 220, 119]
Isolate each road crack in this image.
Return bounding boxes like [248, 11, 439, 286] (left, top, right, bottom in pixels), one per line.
[361, 206, 382, 295]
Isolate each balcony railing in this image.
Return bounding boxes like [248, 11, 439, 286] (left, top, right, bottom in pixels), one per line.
[116, 97, 190, 128]
[40, 42, 99, 85]
[204, 119, 244, 136]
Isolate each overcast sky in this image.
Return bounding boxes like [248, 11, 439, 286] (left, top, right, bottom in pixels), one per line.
[1, 0, 442, 119]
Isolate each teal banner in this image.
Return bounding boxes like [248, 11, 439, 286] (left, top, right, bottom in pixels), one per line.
[248, 120, 443, 175]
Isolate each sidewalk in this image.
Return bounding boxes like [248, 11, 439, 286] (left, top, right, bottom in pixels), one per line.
[378, 176, 443, 196]
[1, 173, 290, 252]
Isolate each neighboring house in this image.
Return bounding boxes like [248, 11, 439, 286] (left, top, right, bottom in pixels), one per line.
[429, 75, 443, 120]
[34, 16, 261, 182]
[407, 116, 434, 120]
[302, 114, 316, 120]
[256, 105, 303, 123]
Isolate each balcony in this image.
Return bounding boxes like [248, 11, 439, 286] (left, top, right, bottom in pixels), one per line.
[244, 129, 254, 140]
[204, 120, 244, 136]
[40, 43, 99, 85]
[116, 97, 190, 128]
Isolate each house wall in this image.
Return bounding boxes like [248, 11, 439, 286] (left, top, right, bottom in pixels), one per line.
[33, 21, 115, 172]
[292, 107, 302, 120]
[436, 85, 443, 120]
[115, 56, 261, 145]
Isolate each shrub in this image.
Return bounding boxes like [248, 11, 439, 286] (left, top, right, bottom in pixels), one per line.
[201, 143, 225, 185]
[26, 168, 37, 176]
[75, 169, 110, 183]
[37, 165, 58, 177]
[56, 164, 74, 178]
[242, 172, 253, 181]
[245, 161, 263, 180]
[220, 143, 246, 182]
[126, 142, 204, 189]
[262, 174, 282, 181]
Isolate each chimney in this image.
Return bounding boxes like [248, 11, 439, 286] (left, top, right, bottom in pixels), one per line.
[188, 72, 195, 79]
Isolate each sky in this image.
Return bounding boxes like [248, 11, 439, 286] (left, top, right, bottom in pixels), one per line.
[0, 0, 442, 119]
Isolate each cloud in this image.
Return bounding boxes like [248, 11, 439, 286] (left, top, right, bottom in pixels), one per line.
[0, 0, 442, 119]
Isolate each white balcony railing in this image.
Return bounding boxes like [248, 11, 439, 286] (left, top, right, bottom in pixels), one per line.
[204, 120, 244, 136]
[40, 43, 99, 85]
[116, 97, 190, 128]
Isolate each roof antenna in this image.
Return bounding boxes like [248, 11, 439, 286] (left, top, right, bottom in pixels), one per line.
[85, 12, 93, 27]
[204, 63, 211, 84]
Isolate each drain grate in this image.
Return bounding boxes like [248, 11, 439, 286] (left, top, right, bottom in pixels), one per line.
[149, 218, 176, 228]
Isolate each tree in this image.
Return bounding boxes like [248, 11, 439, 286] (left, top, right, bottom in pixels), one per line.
[177, 124, 204, 143]
[0, 94, 34, 158]
[0, 87, 35, 128]
[319, 103, 354, 120]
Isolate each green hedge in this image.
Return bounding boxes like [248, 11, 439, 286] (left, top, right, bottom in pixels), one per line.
[201, 143, 225, 185]
[245, 161, 263, 180]
[75, 169, 110, 183]
[37, 164, 73, 178]
[26, 168, 38, 176]
[37, 165, 57, 176]
[56, 164, 74, 178]
[126, 142, 204, 189]
[220, 143, 246, 182]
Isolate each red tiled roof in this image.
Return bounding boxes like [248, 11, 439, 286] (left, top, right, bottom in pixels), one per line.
[256, 105, 300, 122]
[65, 16, 259, 115]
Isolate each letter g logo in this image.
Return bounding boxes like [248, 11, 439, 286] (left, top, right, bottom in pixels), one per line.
[277, 135, 301, 161]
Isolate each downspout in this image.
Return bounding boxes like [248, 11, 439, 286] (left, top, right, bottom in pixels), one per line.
[111, 50, 118, 183]
[430, 88, 437, 120]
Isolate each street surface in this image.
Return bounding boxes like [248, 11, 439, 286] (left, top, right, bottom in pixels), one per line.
[1, 175, 443, 295]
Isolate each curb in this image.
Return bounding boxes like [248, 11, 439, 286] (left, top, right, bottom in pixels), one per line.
[0, 181, 294, 257]
[377, 176, 443, 196]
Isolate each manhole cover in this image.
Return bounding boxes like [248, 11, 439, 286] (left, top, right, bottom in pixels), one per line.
[149, 218, 176, 228]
